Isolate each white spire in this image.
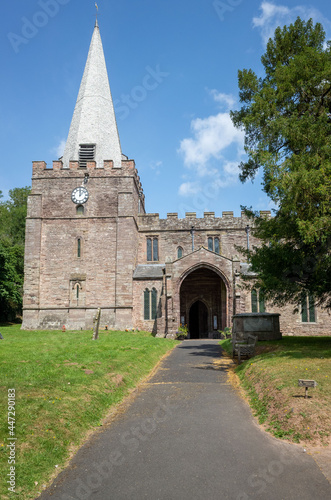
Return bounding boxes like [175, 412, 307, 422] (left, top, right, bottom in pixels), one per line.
[62, 22, 122, 169]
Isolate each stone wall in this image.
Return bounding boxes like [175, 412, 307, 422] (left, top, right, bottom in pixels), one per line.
[22, 159, 143, 330]
[137, 211, 261, 264]
[22, 160, 330, 336]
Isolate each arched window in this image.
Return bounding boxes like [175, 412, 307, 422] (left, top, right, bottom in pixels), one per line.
[251, 289, 258, 313]
[147, 237, 159, 261]
[207, 236, 220, 254]
[77, 238, 81, 258]
[259, 290, 265, 313]
[177, 247, 183, 259]
[153, 238, 159, 261]
[76, 205, 84, 215]
[144, 289, 150, 320]
[151, 288, 157, 319]
[251, 289, 266, 313]
[144, 288, 158, 320]
[301, 294, 316, 322]
[214, 237, 220, 254]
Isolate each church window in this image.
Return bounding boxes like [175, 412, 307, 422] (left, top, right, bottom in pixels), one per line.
[147, 238, 152, 261]
[301, 294, 316, 323]
[177, 247, 183, 259]
[77, 238, 81, 258]
[76, 205, 84, 215]
[153, 238, 159, 261]
[144, 288, 158, 320]
[151, 288, 157, 319]
[259, 290, 265, 313]
[208, 236, 220, 254]
[251, 289, 266, 313]
[79, 144, 96, 167]
[76, 283, 80, 300]
[214, 237, 220, 254]
[147, 237, 159, 261]
[251, 289, 258, 313]
[144, 289, 150, 320]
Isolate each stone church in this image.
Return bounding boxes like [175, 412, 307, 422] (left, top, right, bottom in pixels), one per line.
[22, 21, 330, 337]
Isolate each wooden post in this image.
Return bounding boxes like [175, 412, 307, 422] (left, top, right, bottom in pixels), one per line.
[92, 308, 101, 340]
[298, 379, 317, 399]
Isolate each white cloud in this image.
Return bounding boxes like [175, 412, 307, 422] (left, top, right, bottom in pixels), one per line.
[51, 139, 66, 159]
[150, 160, 162, 176]
[177, 90, 246, 200]
[178, 182, 201, 197]
[253, 2, 331, 45]
[209, 89, 236, 111]
[178, 113, 244, 168]
[223, 160, 241, 178]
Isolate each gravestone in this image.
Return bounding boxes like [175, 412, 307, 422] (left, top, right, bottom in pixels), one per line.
[232, 313, 281, 341]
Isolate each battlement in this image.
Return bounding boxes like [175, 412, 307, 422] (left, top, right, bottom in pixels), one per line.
[32, 159, 138, 172]
[138, 210, 271, 231]
[31, 159, 144, 198]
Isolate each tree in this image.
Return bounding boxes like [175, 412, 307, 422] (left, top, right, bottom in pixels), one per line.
[0, 186, 31, 320]
[231, 18, 331, 310]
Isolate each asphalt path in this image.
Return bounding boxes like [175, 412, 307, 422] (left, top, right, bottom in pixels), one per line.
[38, 340, 331, 500]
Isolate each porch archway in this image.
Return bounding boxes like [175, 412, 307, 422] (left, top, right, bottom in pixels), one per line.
[180, 266, 227, 338]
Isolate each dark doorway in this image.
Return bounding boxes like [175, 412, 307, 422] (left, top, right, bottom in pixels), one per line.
[189, 301, 208, 339]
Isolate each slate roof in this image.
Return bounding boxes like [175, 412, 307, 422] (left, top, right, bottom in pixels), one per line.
[133, 264, 165, 280]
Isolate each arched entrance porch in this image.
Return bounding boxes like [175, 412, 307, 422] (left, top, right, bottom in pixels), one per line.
[179, 266, 228, 339]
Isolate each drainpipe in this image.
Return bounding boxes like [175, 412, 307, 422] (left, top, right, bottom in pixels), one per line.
[245, 225, 250, 251]
[163, 268, 168, 337]
[190, 226, 194, 252]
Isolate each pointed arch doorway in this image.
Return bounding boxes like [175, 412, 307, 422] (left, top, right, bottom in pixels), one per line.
[180, 266, 227, 338]
[189, 300, 208, 339]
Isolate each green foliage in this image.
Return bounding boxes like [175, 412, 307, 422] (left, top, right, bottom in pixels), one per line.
[231, 18, 331, 309]
[218, 326, 232, 339]
[176, 323, 188, 339]
[0, 187, 30, 320]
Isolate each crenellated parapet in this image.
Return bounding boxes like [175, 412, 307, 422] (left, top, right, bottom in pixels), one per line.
[31, 159, 144, 199]
[138, 210, 271, 231]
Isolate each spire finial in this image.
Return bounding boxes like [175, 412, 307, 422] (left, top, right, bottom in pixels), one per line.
[95, 3, 99, 27]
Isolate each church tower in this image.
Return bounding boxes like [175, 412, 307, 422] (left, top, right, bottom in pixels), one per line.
[22, 21, 145, 330]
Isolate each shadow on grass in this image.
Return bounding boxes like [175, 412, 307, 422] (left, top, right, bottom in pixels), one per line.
[0, 320, 22, 327]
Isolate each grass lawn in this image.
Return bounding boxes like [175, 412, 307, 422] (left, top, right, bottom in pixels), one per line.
[220, 336, 331, 446]
[0, 325, 178, 499]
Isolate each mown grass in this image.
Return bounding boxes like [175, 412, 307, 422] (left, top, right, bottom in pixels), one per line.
[0, 325, 178, 499]
[220, 336, 331, 445]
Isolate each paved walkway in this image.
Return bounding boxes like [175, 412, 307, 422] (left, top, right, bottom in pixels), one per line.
[39, 341, 331, 500]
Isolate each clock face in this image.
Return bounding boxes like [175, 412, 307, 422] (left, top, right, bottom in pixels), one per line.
[71, 187, 89, 204]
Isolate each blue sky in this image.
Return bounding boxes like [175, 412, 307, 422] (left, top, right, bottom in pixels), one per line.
[2, 0, 330, 217]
